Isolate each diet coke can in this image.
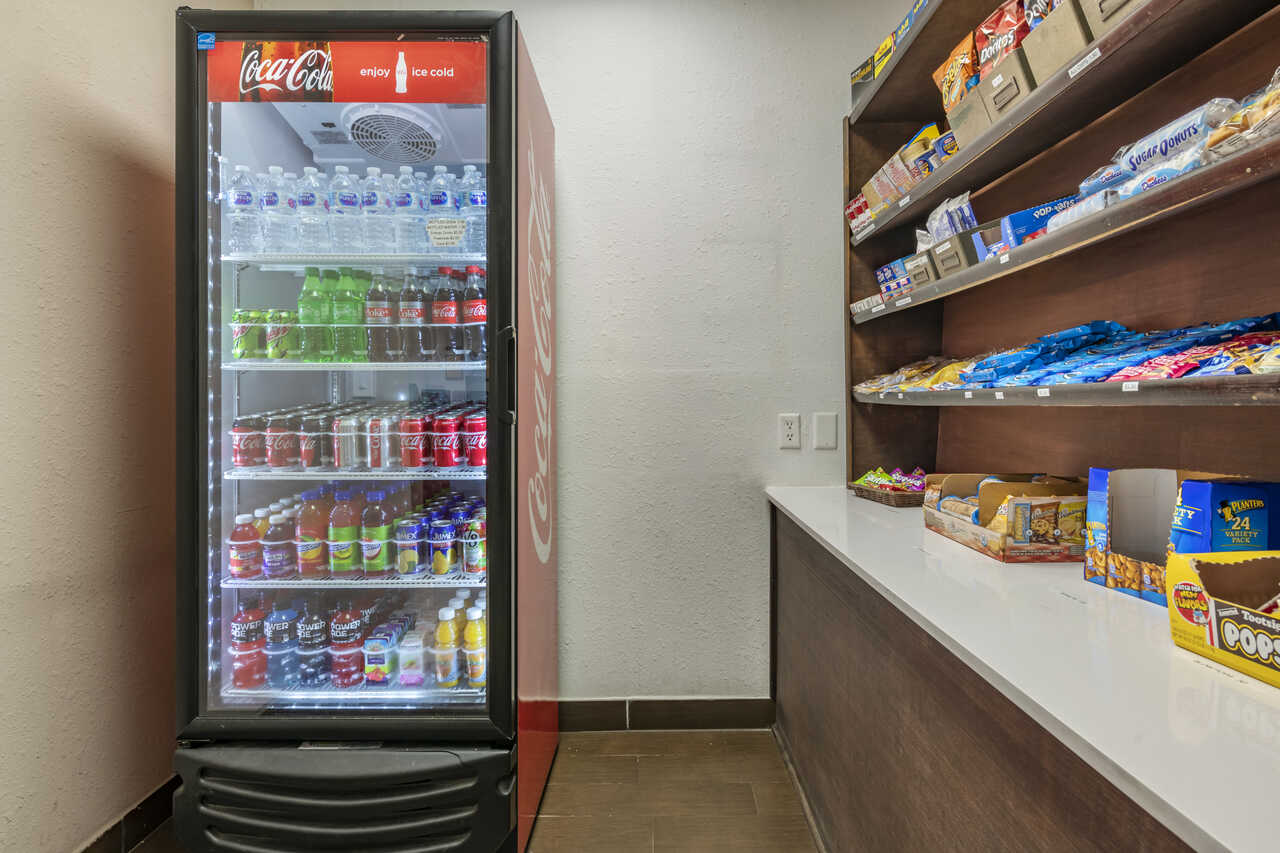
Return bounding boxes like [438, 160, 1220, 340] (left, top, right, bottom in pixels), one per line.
[433, 414, 461, 468]
[333, 414, 366, 471]
[462, 413, 487, 468]
[298, 415, 331, 470]
[366, 413, 399, 470]
[400, 415, 429, 469]
[231, 415, 266, 468]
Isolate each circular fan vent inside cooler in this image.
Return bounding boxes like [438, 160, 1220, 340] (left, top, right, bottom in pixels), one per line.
[342, 105, 440, 164]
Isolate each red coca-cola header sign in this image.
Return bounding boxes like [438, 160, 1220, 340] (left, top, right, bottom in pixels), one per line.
[206, 40, 487, 104]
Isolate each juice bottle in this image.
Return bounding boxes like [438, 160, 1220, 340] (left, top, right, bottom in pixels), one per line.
[448, 597, 467, 638]
[329, 599, 365, 688]
[463, 607, 487, 688]
[264, 597, 300, 689]
[229, 598, 267, 689]
[328, 490, 362, 578]
[253, 507, 272, 538]
[455, 589, 472, 616]
[433, 607, 461, 688]
[360, 490, 395, 579]
[228, 513, 263, 579]
[261, 514, 298, 580]
[296, 489, 330, 579]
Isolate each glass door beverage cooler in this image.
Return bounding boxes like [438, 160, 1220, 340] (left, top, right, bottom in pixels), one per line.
[173, 11, 557, 853]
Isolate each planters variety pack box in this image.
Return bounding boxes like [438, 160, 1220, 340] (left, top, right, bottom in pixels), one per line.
[1166, 550, 1280, 690]
[1170, 480, 1279, 553]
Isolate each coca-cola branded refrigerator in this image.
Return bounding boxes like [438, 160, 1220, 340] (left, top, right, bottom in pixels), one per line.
[173, 11, 556, 852]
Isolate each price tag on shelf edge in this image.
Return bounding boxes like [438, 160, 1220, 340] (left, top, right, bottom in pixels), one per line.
[994, 391, 1005, 400]
[898, 194, 911, 208]
[854, 223, 875, 241]
[895, 297, 911, 307]
[1037, 388, 1050, 397]
[964, 391, 973, 399]
[1122, 381, 1139, 392]
[871, 303, 885, 313]
[1069, 46, 1102, 79]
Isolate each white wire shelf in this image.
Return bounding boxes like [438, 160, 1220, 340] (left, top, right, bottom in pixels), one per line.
[222, 683, 485, 704]
[221, 360, 485, 372]
[224, 467, 487, 481]
[223, 252, 487, 268]
[221, 572, 487, 589]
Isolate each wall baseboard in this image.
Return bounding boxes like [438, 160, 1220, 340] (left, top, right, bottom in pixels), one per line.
[83, 775, 178, 853]
[559, 698, 775, 731]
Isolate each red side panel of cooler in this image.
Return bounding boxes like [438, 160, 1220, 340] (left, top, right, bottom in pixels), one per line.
[514, 25, 559, 851]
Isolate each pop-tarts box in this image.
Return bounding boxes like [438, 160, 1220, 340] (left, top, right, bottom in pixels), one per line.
[1171, 480, 1280, 553]
[1000, 195, 1078, 247]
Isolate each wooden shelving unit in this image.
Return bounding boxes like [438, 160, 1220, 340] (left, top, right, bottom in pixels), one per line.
[844, 0, 1280, 486]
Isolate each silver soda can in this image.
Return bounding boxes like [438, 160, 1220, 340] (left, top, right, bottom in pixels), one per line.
[333, 413, 367, 471]
[366, 412, 399, 470]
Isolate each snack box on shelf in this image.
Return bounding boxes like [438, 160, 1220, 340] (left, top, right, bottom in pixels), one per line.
[1023, 0, 1094, 85]
[1166, 549, 1280, 690]
[1000, 195, 1078, 248]
[923, 473, 1086, 563]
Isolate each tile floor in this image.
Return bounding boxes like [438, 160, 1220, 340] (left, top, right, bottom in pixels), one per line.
[130, 730, 817, 853]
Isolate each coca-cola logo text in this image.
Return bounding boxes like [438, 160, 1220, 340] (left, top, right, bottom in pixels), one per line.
[434, 433, 461, 451]
[526, 142, 554, 565]
[240, 47, 333, 96]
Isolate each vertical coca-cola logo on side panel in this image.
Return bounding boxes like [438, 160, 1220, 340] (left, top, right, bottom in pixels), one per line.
[526, 143, 554, 564]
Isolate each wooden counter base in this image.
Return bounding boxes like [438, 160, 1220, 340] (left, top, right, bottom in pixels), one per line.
[771, 508, 1189, 851]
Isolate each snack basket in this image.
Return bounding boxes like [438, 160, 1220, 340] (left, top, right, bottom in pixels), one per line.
[850, 483, 925, 507]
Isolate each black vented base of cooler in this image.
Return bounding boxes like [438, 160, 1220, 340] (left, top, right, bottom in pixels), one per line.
[174, 742, 515, 853]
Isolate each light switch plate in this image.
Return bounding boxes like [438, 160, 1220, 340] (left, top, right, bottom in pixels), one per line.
[813, 412, 838, 449]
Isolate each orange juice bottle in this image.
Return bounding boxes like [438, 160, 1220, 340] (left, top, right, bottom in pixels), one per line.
[462, 607, 487, 688]
[448, 597, 467, 637]
[433, 606, 460, 688]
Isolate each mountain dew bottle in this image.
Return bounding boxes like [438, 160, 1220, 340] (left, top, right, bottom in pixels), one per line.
[298, 267, 333, 362]
[332, 267, 365, 363]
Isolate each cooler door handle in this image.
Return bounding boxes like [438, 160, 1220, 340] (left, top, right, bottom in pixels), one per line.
[496, 325, 516, 425]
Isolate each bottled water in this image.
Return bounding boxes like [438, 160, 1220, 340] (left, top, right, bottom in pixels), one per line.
[226, 165, 263, 254]
[296, 166, 330, 252]
[261, 166, 299, 252]
[361, 166, 395, 252]
[414, 171, 430, 214]
[425, 165, 457, 250]
[393, 166, 425, 253]
[447, 171, 461, 211]
[460, 166, 487, 253]
[328, 165, 363, 252]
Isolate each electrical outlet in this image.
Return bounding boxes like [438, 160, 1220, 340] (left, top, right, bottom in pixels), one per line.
[778, 413, 801, 449]
[813, 412, 838, 449]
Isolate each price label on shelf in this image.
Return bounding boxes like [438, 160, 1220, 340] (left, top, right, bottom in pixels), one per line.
[898, 194, 911, 208]
[871, 303, 885, 314]
[895, 297, 912, 307]
[1037, 388, 1050, 397]
[1069, 47, 1102, 79]
[964, 391, 973, 399]
[897, 393, 904, 399]
[1122, 381, 1139, 392]
[854, 223, 875, 241]
[994, 391, 1005, 400]
[999, 254, 1010, 264]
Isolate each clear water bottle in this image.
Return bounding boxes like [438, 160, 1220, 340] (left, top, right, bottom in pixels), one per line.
[425, 165, 456, 250]
[460, 166, 487, 254]
[394, 166, 425, 253]
[361, 167, 395, 253]
[328, 165, 363, 252]
[297, 167, 330, 252]
[261, 166, 298, 252]
[226, 165, 263, 254]
[414, 171, 430, 214]
[447, 171, 461, 211]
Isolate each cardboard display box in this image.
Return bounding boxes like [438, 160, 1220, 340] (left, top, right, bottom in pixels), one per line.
[1080, 0, 1149, 40]
[1023, 0, 1093, 85]
[979, 46, 1038, 122]
[946, 90, 993, 151]
[923, 473, 1086, 563]
[1166, 550, 1280, 690]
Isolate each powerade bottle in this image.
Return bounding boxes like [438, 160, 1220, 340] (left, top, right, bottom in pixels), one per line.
[296, 598, 330, 687]
[264, 598, 300, 689]
[229, 598, 267, 689]
[331, 267, 364, 362]
[297, 267, 334, 363]
[330, 599, 365, 688]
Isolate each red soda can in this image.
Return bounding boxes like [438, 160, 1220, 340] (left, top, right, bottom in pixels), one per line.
[400, 415, 429, 469]
[231, 415, 266, 467]
[367, 413, 398, 470]
[463, 413, 487, 468]
[433, 415, 461, 468]
[264, 414, 299, 469]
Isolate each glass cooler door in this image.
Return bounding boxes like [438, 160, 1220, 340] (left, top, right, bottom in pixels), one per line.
[197, 35, 495, 719]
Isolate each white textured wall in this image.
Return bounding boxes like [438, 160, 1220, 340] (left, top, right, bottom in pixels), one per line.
[260, 0, 903, 699]
[0, 2, 248, 851]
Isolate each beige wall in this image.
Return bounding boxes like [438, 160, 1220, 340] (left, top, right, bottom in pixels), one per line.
[0, 1, 247, 850]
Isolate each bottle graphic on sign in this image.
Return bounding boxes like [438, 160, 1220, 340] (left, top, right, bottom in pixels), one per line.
[395, 51, 408, 94]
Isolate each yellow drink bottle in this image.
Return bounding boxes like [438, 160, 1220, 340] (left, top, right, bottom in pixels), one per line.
[463, 607, 487, 688]
[433, 607, 460, 688]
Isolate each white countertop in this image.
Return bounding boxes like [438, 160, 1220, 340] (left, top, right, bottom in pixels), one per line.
[767, 485, 1280, 853]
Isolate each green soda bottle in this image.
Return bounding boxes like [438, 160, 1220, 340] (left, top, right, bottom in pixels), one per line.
[297, 267, 333, 363]
[332, 267, 363, 362]
[349, 270, 369, 363]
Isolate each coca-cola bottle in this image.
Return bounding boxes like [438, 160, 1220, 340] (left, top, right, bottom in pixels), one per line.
[365, 269, 401, 362]
[461, 265, 487, 361]
[431, 266, 462, 362]
[399, 269, 431, 362]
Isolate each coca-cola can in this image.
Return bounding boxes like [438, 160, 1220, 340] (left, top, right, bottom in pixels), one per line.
[298, 415, 331, 469]
[400, 415, 429, 469]
[433, 415, 461, 468]
[264, 414, 299, 469]
[463, 413, 487, 468]
[333, 414, 366, 471]
[366, 413, 399, 470]
[230, 415, 266, 467]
